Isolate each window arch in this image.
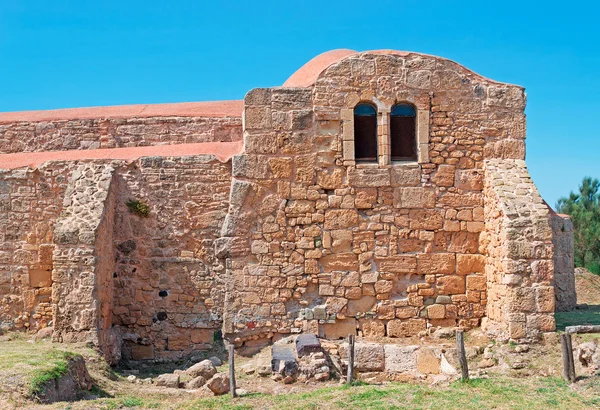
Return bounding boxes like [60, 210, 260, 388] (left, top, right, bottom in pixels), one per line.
[354, 103, 378, 162]
[390, 103, 417, 161]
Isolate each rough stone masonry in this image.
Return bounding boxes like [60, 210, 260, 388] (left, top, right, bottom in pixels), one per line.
[0, 49, 575, 364]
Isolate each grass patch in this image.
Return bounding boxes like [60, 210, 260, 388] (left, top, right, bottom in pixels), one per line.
[180, 376, 600, 410]
[29, 350, 81, 395]
[555, 305, 600, 330]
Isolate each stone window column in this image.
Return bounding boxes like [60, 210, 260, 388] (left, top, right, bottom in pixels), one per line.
[417, 108, 430, 164]
[341, 104, 430, 165]
[378, 108, 391, 166]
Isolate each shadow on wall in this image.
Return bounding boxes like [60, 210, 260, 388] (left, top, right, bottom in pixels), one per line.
[110, 156, 231, 362]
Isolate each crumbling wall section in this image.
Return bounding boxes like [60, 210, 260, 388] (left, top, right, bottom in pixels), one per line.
[112, 155, 231, 361]
[482, 159, 555, 341]
[551, 213, 575, 311]
[0, 163, 70, 332]
[52, 162, 118, 349]
[0, 116, 242, 153]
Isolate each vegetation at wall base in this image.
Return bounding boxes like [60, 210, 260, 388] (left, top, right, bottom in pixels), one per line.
[557, 176, 600, 274]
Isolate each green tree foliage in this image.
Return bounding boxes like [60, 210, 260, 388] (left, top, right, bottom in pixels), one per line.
[556, 177, 600, 274]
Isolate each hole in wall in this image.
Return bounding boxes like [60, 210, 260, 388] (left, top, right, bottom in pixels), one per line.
[159, 290, 168, 297]
[113, 272, 117, 278]
[156, 311, 167, 321]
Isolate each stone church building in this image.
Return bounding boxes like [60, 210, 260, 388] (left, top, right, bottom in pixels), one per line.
[0, 49, 575, 364]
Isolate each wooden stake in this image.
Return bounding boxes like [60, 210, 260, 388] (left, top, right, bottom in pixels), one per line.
[347, 334, 355, 385]
[560, 333, 575, 382]
[228, 344, 237, 397]
[566, 333, 576, 382]
[456, 330, 469, 381]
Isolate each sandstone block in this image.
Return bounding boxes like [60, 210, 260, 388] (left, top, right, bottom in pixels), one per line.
[323, 319, 356, 339]
[186, 376, 207, 389]
[416, 348, 441, 374]
[206, 373, 230, 395]
[393, 187, 436, 209]
[347, 296, 377, 316]
[391, 165, 421, 187]
[384, 345, 418, 373]
[387, 319, 426, 337]
[156, 373, 180, 388]
[29, 269, 51, 288]
[359, 318, 386, 337]
[417, 253, 455, 275]
[427, 304, 446, 319]
[269, 157, 293, 178]
[341, 342, 384, 372]
[456, 254, 485, 275]
[466, 275, 486, 291]
[437, 276, 465, 295]
[431, 164, 455, 187]
[320, 253, 359, 272]
[347, 168, 391, 187]
[187, 360, 217, 379]
[324, 209, 359, 229]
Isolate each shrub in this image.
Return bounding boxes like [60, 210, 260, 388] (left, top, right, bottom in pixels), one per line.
[125, 199, 150, 218]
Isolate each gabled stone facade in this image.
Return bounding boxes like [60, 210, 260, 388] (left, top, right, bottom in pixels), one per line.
[0, 49, 575, 363]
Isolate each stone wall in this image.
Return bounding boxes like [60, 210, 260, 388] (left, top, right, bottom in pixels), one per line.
[52, 162, 118, 350]
[0, 116, 242, 153]
[482, 159, 555, 341]
[220, 51, 530, 346]
[112, 155, 231, 361]
[551, 213, 576, 311]
[0, 163, 70, 332]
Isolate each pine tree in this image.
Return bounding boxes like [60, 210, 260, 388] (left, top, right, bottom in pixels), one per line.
[556, 177, 600, 274]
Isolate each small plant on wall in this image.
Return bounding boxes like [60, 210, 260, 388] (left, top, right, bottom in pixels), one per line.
[125, 199, 150, 218]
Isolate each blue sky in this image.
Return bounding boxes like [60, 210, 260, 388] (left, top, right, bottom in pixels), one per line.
[0, 1, 598, 206]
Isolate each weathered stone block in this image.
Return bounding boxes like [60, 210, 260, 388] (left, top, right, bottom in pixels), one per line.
[341, 342, 384, 372]
[393, 187, 436, 208]
[417, 254, 455, 275]
[387, 319, 426, 337]
[324, 209, 359, 229]
[384, 345, 418, 373]
[347, 168, 391, 187]
[437, 276, 465, 295]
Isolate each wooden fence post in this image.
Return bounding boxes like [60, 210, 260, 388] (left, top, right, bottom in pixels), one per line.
[347, 334, 355, 385]
[229, 344, 237, 397]
[560, 333, 575, 382]
[456, 330, 469, 381]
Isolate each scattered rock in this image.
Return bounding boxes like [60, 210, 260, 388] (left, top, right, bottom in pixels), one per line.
[478, 358, 495, 369]
[187, 360, 217, 379]
[208, 356, 223, 367]
[235, 388, 249, 397]
[241, 362, 256, 375]
[257, 363, 273, 376]
[186, 376, 207, 389]
[127, 375, 137, 383]
[206, 373, 230, 395]
[432, 327, 455, 339]
[514, 344, 529, 353]
[34, 327, 53, 341]
[155, 373, 180, 388]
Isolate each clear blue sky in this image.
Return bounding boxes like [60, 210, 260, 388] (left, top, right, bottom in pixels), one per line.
[1, 1, 598, 206]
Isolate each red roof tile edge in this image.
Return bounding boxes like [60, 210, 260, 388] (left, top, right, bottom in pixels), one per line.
[0, 100, 244, 124]
[0, 141, 244, 169]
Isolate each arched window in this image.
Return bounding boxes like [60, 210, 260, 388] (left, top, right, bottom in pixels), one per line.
[390, 104, 417, 161]
[354, 103, 377, 162]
